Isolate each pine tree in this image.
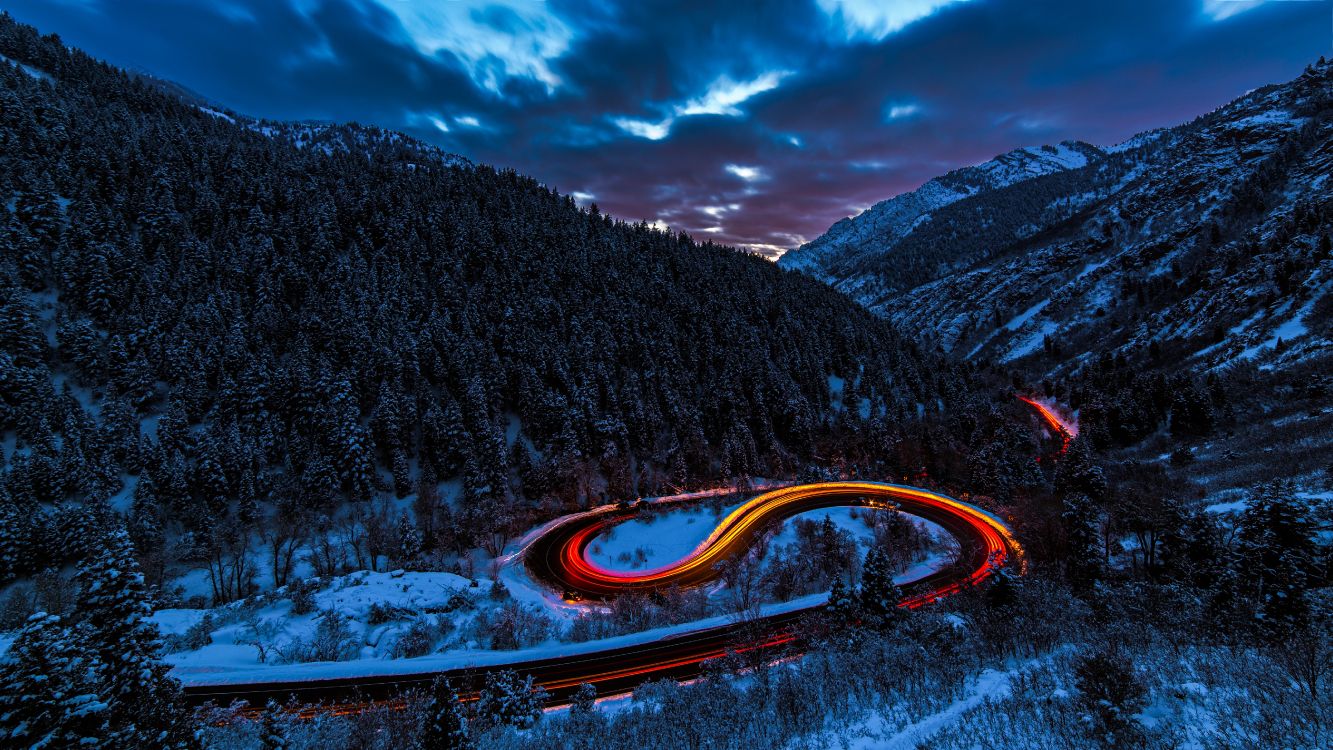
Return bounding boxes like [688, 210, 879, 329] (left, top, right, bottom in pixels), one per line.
[0, 496, 31, 582]
[0, 284, 45, 366]
[1054, 435, 1107, 503]
[857, 547, 903, 629]
[986, 567, 1016, 609]
[1238, 481, 1317, 640]
[74, 527, 195, 747]
[257, 702, 288, 750]
[391, 446, 412, 498]
[0, 613, 109, 748]
[396, 511, 422, 566]
[422, 676, 473, 750]
[1061, 492, 1103, 593]
[569, 682, 597, 719]
[340, 423, 376, 501]
[475, 669, 546, 731]
[825, 567, 857, 630]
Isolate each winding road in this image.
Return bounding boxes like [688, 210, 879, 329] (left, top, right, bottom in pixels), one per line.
[1017, 395, 1077, 450]
[183, 482, 1023, 714]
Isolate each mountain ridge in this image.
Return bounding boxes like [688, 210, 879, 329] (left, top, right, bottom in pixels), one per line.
[782, 59, 1332, 381]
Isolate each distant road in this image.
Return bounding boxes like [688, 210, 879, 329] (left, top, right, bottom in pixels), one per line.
[183, 482, 1023, 714]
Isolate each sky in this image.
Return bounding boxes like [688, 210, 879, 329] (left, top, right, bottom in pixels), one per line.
[8, 0, 1328, 258]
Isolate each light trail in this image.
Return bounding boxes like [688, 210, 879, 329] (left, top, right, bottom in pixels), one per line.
[1017, 395, 1076, 450]
[186, 482, 1024, 718]
[537, 481, 1024, 598]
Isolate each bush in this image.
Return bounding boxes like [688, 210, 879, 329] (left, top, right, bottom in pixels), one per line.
[310, 610, 360, 662]
[1074, 648, 1146, 741]
[287, 579, 318, 616]
[481, 601, 557, 650]
[166, 612, 215, 652]
[277, 609, 360, 663]
[392, 616, 441, 659]
[368, 601, 415, 625]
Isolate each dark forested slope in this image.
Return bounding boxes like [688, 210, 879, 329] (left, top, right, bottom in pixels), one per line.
[0, 15, 981, 587]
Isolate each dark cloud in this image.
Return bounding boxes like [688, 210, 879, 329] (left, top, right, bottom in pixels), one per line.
[6, 0, 1327, 256]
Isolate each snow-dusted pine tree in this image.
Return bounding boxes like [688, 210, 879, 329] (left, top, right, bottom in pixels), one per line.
[423, 676, 473, 750]
[0, 612, 108, 747]
[857, 547, 902, 629]
[475, 669, 546, 731]
[74, 527, 196, 748]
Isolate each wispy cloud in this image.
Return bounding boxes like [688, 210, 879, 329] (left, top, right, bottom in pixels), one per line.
[725, 164, 766, 181]
[817, 0, 974, 40]
[366, 0, 574, 95]
[615, 71, 790, 139]
[1201, 0, 1270, 21]
[678, 72, 790, 116]
[614, 116, 672, 140]
[8, 0, 1324, 257]
[885, 101, 922, 120]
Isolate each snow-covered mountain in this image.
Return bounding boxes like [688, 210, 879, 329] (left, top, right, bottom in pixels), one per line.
[782, 60, 1333, 380]
[779, 141, 1104, 285]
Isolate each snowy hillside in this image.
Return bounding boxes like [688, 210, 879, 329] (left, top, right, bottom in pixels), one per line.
[778, 140, 1104, 284]
[786, 60, 1333, 383]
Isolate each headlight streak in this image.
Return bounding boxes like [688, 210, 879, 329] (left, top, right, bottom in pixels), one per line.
[189, 481, 1023, 720]
[1017, 395, 1076, 451]
[541, 481, 1024, 599]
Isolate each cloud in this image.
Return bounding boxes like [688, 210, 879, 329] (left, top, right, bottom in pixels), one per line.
[1200, 0, 1269, 21]
[615, 70, 790, 140]
[724, 164, 765, 181]
[817, 0, 974, 40]
[678, 71, 790, 116]
[699, 203, 741, 219]
[885, 101, 922, 120]
[6, 0, 1327, 258]
[613, 116, 672, 140]
[364, 0, 575, 94]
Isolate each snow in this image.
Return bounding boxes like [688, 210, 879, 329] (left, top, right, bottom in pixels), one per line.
[1226, 110, 1299, 129]
[159, 569, 484, 678]
[169, 591, 834, 687]
[197, 106, 236, 123]
[1004, 299, 1050, 331]
[584, 502, 741, 572]
[0, 52, 51, 80]
[827, 373, 845, 397]
[964, 333, 995, 360]
[1205, 499, 1247, 514]
[1105, 128, 1167, 154]
[848, 667, 1015, 748]
[161, 483, 960, 687]
[1002, 321, 1058, 362]
[1229, 290, 1320, 364]
[1075, 258, 1109, 280]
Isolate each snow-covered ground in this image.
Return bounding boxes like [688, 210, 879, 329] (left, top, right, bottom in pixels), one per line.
[156, 487, 956, 685]
[167, 589, 831, 687]
[584, 501, 743, 572]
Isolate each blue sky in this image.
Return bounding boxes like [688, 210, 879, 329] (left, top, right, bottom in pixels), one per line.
[9, 0, 1328, 257]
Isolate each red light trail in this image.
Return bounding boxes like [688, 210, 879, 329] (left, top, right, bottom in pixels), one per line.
[185, 482, 1023, 717]
[1017, 395, 1076, 451]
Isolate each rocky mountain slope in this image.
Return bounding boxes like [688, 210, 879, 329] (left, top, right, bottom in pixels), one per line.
[779, 140, 1105, 286]
[783, 60, 1332, 383]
